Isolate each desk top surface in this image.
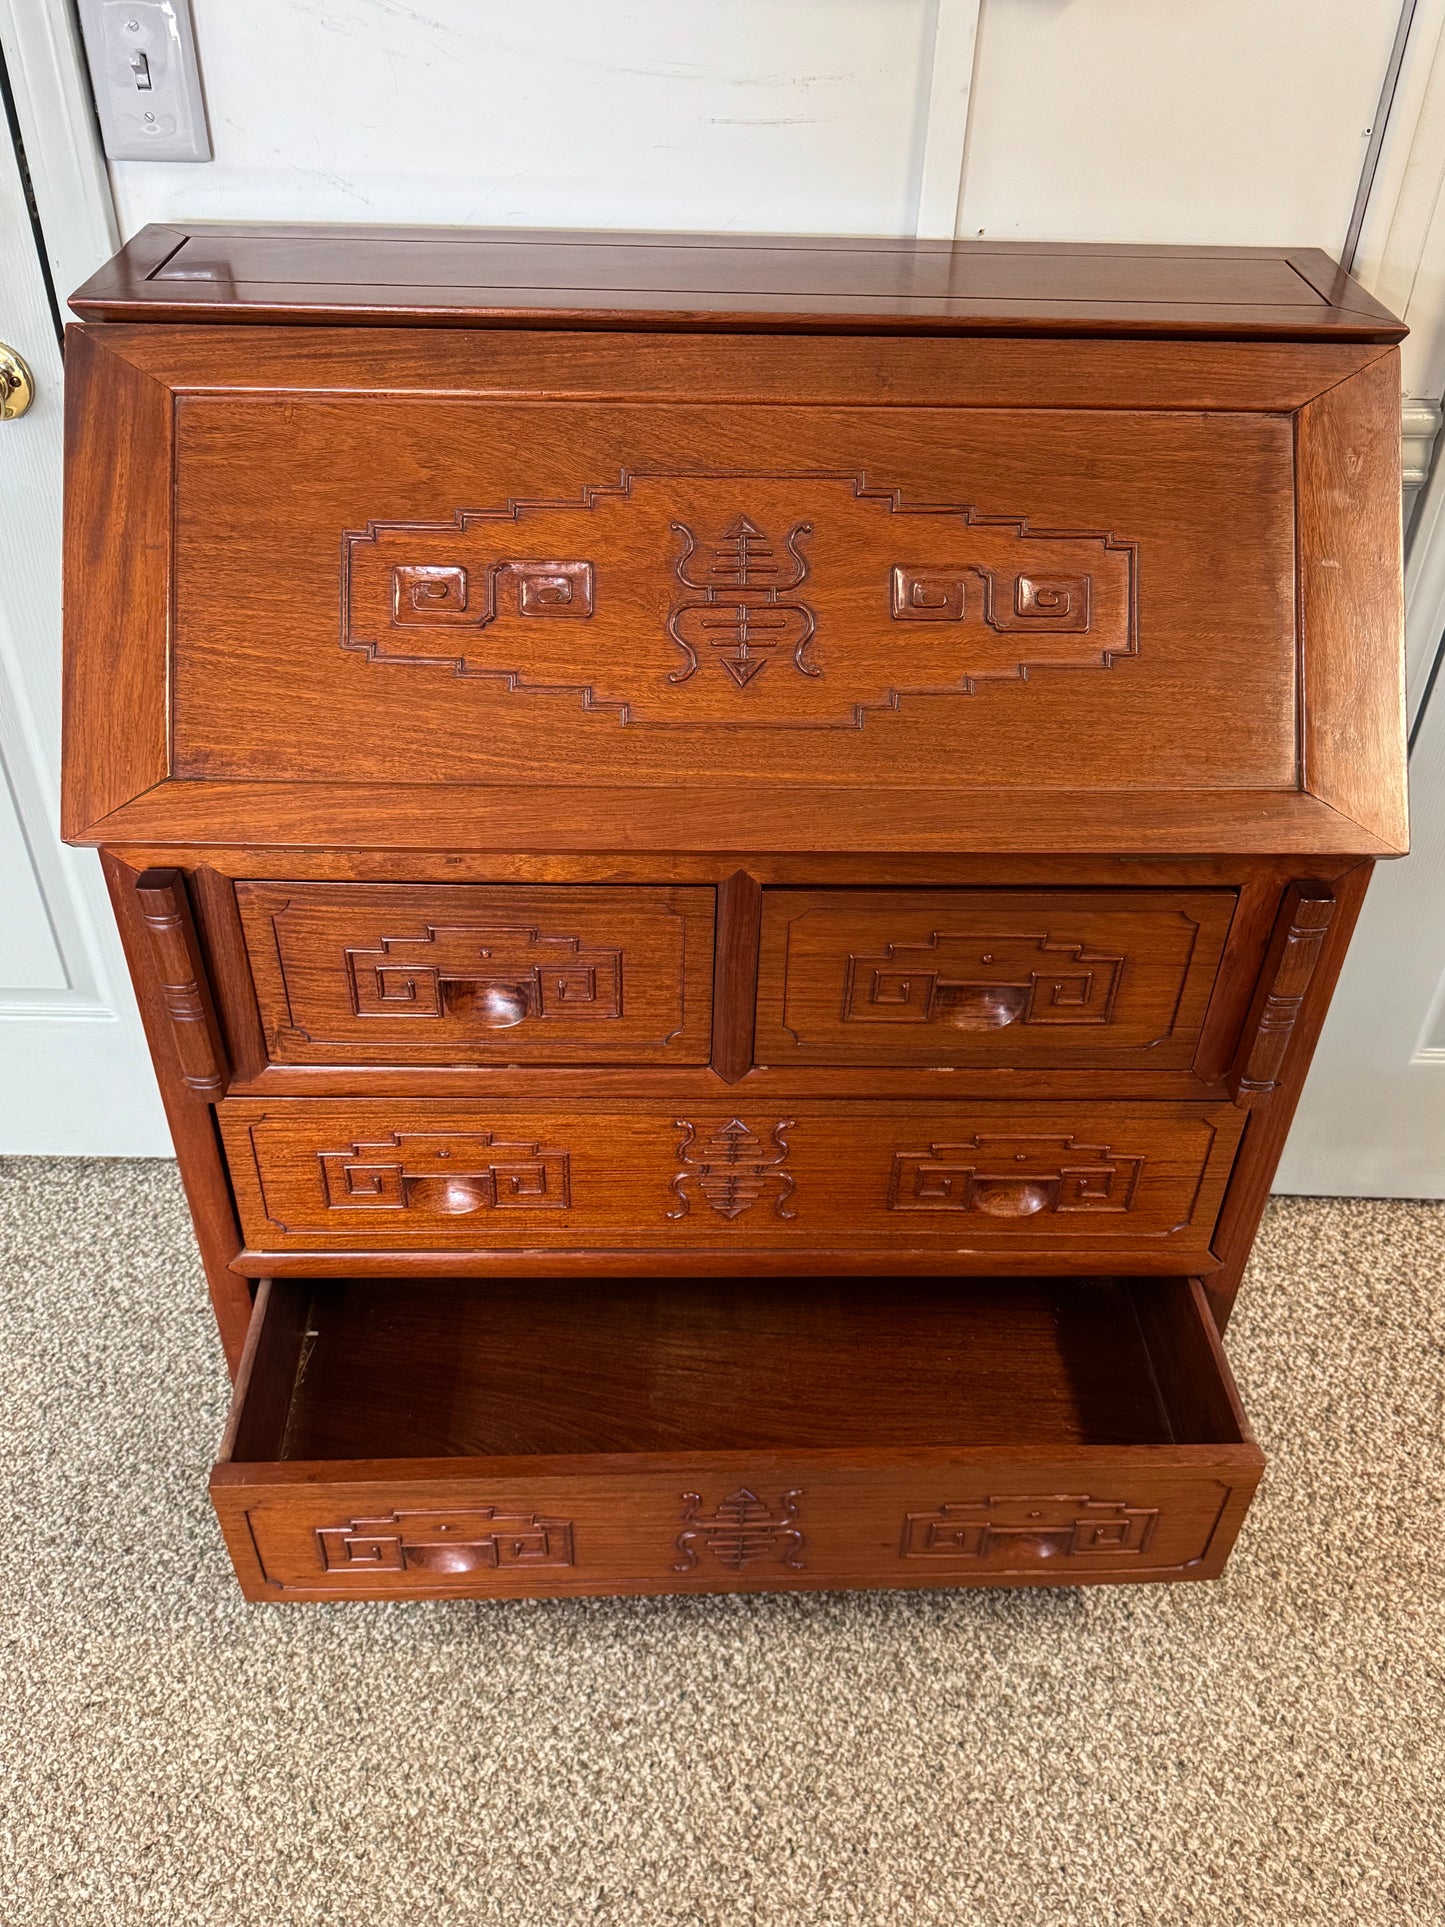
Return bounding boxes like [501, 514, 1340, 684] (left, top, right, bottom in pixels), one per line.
[70, 223, 1405, 341]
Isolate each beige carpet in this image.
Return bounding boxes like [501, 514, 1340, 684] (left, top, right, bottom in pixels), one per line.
[0, 1160, 1441, 1926]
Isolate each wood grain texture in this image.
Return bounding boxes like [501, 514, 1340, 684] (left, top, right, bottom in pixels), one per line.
[187, 865, 271, 1085]
[71, 225, 1402, 339]
[209, 1271, 1263, 1601]
[75, 322, 1391, 412]
[1298, 350, 1409, 855]
[167, 399, 1294, 796]
[234, 880, 713, 1067]
[755, 887, 1236, 1072]
[98, 846, 1362, 890]
[100, 854, 251, 1371]
[1230, 881, 1336, 1104]
[111, 853, 1308, 1107]
[711, 870, 763, 1085]
[1206, 863, 1374, 1327]
[59, 226, 1411, 1602]
[60, 311, 1403, 856]
[60, 329, 169, 840]
[76, 782, 1397, 859]
[133, 869, 229, 1096]
[216, 1096, 1243, 1271]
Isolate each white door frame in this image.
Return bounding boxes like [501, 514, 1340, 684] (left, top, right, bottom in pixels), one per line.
[0, 0, 167, 1152]
[0, 0, 116, 297]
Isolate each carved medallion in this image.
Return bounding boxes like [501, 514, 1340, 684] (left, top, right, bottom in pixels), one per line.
[342, 470, 1137, 730]
[888, 1133, 1143, 1218]
[317, 1507, 575, 1575]
[667, 514, 817, 687]
[843, 930, 1124, 1031]
[674, 1488, 806, 1572]
[317, 1128, 571, 1214]
[667, 1117, 796, 1221]
[900, 1495, 1158, 1561]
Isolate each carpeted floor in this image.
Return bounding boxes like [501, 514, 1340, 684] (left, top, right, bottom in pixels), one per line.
[0, 1160, 1441, 1926]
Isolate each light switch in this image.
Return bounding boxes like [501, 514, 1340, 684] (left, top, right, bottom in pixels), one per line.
[78, 0, 212, 161]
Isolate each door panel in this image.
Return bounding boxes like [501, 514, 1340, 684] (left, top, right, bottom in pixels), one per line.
[0, 68, 163, 1151]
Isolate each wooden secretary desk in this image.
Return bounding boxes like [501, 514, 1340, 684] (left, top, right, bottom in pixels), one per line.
[61, 226, 1407, 1602]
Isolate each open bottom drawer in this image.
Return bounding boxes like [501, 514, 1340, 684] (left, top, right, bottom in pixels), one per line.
[211, 1274, 1264, 1600]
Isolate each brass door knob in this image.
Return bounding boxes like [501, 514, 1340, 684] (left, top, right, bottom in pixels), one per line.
[0, 345, 35, 420]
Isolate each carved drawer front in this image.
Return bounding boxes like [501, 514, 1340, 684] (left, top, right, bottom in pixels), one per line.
[234, 882, 713, 1066]
[755, 888, 1236, 1071]
[217, 1098, 1245, 1271]
[212, 1274, 1263, 1601]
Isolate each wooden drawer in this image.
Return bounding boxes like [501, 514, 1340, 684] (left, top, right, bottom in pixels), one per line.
[755, 886, 1236, 1071]
[211, 1273, 1264, 1600]
[217, 1097, 1245, 1272]
[235, 881, 714, 1066]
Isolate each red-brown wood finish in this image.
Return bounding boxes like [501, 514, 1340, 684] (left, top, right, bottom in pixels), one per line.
[72, 224, 1403, 339]
[235, 880, 714, 1067]
[212, 1273, 1263, 1601]
[59, 322, 1404, 858]
[60, 227, 1407, 1602]
[134, 869, 230, 1096]
[755, 887, 1236, 1073]
[217, 1095, 1245, 1272]
[100, 856, 251, 1368]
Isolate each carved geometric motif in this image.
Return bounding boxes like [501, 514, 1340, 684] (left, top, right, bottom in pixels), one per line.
[341, 470, 1137, 731]
[842, 930, 1124, 1032]
[667, 1117, 797, 1221]
[888, 1134, 1144, 1219]
[317, 1129, 571, 1215]
[316, 1507, 576, 1576]
[891, 565, 1090, 631]
[667, 514, 818, 687]
[345, 922, 622, 1029]
[391, 558, 593, 625]
[673, 1489, 806, 1572]
[900, 1495, 1159, 1560]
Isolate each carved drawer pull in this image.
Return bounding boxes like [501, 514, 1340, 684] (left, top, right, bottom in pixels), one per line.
[444, 980, 531, 1029]
[402, 1175, 496, 1216]
[939, 985, 1028, 1029]
[316, 1508, 575, 1575]
[1232, 881, 1336, 1105]
[901, 1495, 1160, 1563]
[318, 1130, 572, 1214]
[134, 869, 228, 1098]
[889, 1135, 1144, 1217]
[971, 1177, 1053, 1217]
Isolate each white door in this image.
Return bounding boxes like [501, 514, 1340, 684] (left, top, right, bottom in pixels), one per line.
[0, 49, 166, 1153]
[1275, 460, 1445, 1194]
[1275, 1, 1445, 1197]
[0, 0, 1433, 1168]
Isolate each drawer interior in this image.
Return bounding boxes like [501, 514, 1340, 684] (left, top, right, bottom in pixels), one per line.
[214, 1273, 1262, 1598]
[226, 1273, 1250, 1463]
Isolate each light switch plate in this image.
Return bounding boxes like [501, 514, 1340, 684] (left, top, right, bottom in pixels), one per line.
[78, 0, 212, 161]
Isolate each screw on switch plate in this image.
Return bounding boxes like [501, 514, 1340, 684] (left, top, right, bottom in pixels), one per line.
[78, 0, 212, 161]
